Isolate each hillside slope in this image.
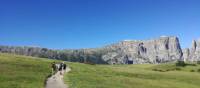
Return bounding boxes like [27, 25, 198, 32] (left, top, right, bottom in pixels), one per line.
[1, 53, 200, 88]
[65, 63, 200, 88]
[0, 53, 54, 88]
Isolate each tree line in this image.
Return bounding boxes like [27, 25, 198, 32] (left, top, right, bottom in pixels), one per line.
[0, 45, 108, 64]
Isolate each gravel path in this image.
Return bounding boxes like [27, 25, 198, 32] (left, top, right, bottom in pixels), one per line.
[45, 67, 71, 88]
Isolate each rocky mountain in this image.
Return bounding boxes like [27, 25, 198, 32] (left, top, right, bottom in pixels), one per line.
[101, 36, 183, 64]
[0, 36, 194, 64]
[182, 48, 190, 61]
[183, 40, 200, 62]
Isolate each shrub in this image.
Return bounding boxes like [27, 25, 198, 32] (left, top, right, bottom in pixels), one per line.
[152, 69, 166, 72]
[152, 69, 158, 71]
[176, 61, 186, 67]
[197, 69, 200, 72]
[84, 61, 96, 65]
[159, 70, 166, 72]
[197, 61, 200, 64]
[190, 70, 195, 72]
[175, 68, 181, 71]
[189, 64, 197, 66]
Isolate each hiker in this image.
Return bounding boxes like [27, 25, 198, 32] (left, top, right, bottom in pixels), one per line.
[59, 62, 67, 75]
[60, 62, 64, 74]
[59, 62, 66, 70]
[51, 62, 56, 75]
[56, 63, 61, 71]
[63, 62, 67, 70]
[58, 63, 62, 71]
[51, 62, 68, 75]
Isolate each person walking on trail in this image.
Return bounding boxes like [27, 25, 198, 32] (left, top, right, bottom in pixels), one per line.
[63, 62, 67, 70]
[51, 62, 56, 75]
[59, 62, 68, 75]
[59, 62, 63, 71]
[59, 62, 63, 75]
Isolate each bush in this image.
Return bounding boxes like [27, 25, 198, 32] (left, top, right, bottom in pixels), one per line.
[175, 68, 181, 71]
[152, 69, 158, 71]
[176, 61, 186, 67]
[190, 70, 195, 72]
[197, 61, 200, 64]
[197, 69, 200, 72]
[84, 61, 96, 65]
[166, 69, 170, 71]
[189, 64, 197, 66]
[152, 69, 166, 72]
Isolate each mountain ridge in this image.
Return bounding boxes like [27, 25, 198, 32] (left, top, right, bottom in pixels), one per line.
[0, 36, 199, 64]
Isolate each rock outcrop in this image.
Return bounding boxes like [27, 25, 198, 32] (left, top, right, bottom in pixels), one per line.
[182, 48, 190, 61]
[102, 36, 183, 64]
[184, 40, 200, 62]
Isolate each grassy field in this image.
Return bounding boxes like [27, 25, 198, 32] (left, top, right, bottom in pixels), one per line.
[1, 53, 200, 88]
[0, 53, 54, 88]
[65, 62, 200, 88]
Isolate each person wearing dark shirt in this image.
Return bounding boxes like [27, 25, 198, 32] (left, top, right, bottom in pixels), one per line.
[51, 62, 56, 75]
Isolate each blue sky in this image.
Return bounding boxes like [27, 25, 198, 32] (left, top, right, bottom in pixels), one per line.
[0, 0, 200, 49]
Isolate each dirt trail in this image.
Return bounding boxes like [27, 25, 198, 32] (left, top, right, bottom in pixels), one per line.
[45, 67, 71, 88]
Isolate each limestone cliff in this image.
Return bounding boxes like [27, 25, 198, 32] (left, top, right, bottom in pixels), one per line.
[183, 40, 200, 62]
[182, 48, 190, 61]
[102, 36, 183, 64]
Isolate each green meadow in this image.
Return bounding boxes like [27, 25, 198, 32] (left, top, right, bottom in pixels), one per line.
[65, 62, 200, 88]
[0, 53, 53, 88]
[1, 53, 200, 88]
